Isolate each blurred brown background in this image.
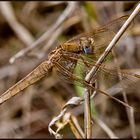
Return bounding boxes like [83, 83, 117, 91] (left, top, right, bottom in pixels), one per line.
[0, 1, 139, 138]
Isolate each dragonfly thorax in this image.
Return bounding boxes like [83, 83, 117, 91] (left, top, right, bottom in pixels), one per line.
[79, 37, 94, 54]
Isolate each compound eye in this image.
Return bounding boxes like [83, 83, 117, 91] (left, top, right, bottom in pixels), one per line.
[83, 46, 92, 54]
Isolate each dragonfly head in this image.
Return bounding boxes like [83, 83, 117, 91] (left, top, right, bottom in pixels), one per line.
[79, 37, 95, 54]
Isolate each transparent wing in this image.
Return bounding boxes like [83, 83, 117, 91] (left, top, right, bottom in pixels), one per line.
[54, 52, 86, 84]
[53, 51, 140, 91]
[66, 16, 128, 53]
[53, 15, 136, 90]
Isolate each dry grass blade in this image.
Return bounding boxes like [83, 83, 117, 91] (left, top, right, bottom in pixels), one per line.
[84, 88, 92, 138]
[69, 115, 84, 139]
[48, 96, 83, 138]
[94, 117, 118, 138]
[48, 108, 67, 139]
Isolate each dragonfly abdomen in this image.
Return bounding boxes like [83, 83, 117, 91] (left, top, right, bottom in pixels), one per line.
[0, 60, 53, 104]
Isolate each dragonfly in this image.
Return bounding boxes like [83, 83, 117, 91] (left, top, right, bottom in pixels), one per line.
[0, 16, 139, 106]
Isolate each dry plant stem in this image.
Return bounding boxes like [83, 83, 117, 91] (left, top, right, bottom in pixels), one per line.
[83, 82, 97, 139]
[112, 51, 136, 138]
[69, 115, 84, 139]
[49, 108, 67, 138]
[84, 89, 91, 138]
[85, 2, 140, 82]
[0, 2, 34, 46]
[10, 1, 77, 64]
[48, 97, 84, 138]
[84, 3, 140, 139]
[48, 84, 132, 138]
[94, 117, 118, 138]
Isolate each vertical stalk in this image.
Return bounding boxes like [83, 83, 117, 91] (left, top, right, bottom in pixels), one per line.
[84, 89, 91, 138]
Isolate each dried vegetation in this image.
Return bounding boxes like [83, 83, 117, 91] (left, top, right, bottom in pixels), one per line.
[0, 1, 139, 138]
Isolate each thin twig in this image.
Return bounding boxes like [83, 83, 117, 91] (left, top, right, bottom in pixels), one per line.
[112, 50, 136, 138]
[0, 2, 34, 45]
[9, 1, 78, 64]
[94, 117, 118, 138]
[84, 89, 92, 138]
[69, 115, 84, 139]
